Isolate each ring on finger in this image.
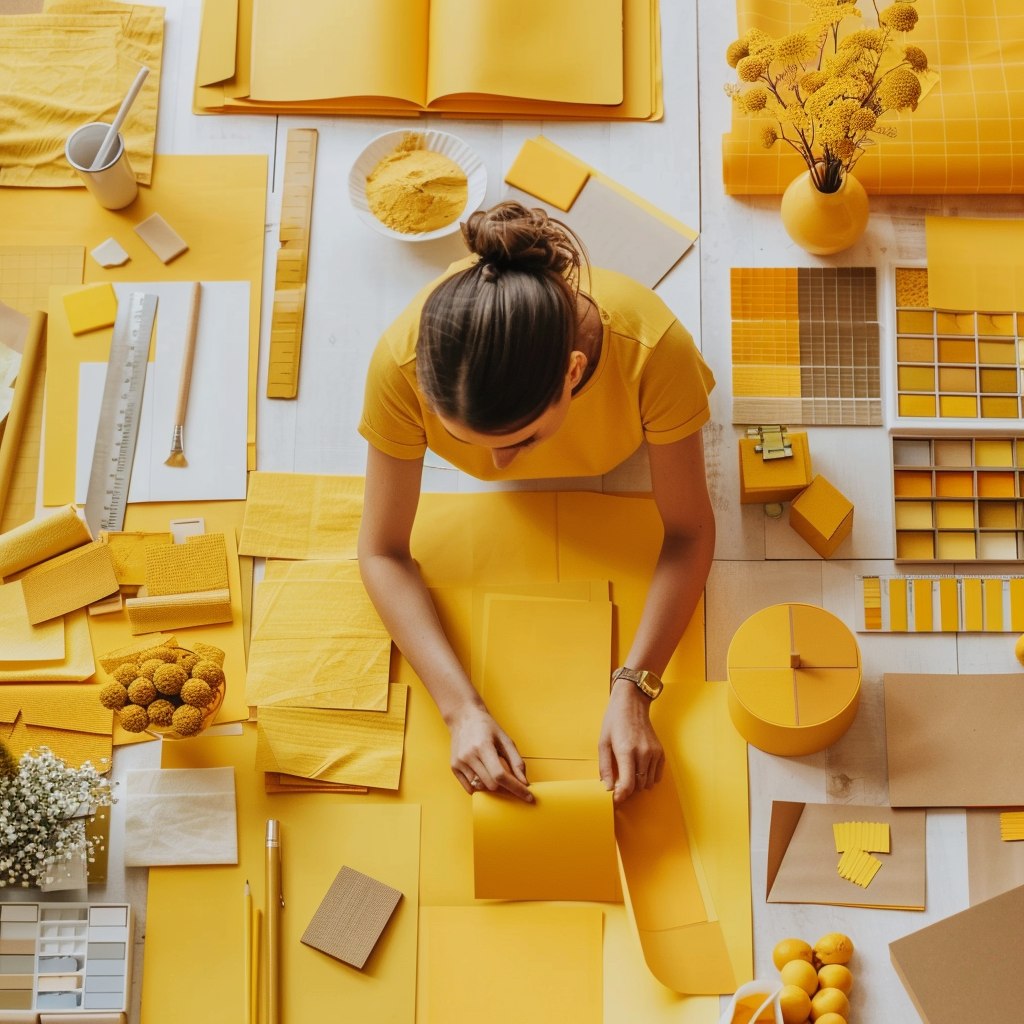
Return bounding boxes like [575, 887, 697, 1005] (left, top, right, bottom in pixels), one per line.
[635, 771, 646, 777]
[470, 776, 483, 789]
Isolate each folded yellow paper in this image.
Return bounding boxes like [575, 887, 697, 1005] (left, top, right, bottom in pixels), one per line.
[0, 609, 94, 682]
[100, 531, 173, 586]
[0, 581, 65, 662]
[18, 541, 118, 625]
[238, 472, 364, 559]
[254, 684, 408, 789]
[0, 504, 92, 578]
[62, 283, 117, 335]
[472, 780, 620, 901]
[145, 532, 229, 596]
[125, 589, 233, 634]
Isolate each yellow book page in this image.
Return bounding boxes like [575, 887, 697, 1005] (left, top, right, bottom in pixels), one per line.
[426, 0, 622, 105]
[248, 0, 429, 104]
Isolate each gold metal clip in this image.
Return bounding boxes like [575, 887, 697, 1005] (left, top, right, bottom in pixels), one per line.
[747, 425, 792, 461]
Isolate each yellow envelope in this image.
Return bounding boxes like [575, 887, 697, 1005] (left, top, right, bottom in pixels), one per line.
[0, 608, 93, 682]
[473, 780, 620, 902]
[0, 580, 65, 661]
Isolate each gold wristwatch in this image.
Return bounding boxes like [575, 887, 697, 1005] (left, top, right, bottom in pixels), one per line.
[611, 666, 664, 700]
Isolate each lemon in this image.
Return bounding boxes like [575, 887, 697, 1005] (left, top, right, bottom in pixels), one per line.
[810, 987, 850, 1022]
[772, 938, 815, 971]
[817, 964, 853, 996]
[780, 958, 819, 997]
[813, 1015, 847, 1024]
[1015, 633, 1024, 667]
[813, 932, 854, 965]
[779, 984, 812, 1024]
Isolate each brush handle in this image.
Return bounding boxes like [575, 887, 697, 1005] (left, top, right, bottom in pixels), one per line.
[90, 66, 150, 171]
[173, 282, 202, 428]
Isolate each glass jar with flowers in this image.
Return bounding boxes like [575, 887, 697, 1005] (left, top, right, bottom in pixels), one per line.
[725, 0, 931, 253]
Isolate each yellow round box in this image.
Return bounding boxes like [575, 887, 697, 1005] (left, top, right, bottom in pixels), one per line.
[726, 603, 861, 756]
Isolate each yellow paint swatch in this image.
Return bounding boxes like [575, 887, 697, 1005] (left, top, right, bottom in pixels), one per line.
[984, 579, 1004, 631]
[926, 217, 1024, 313]
[418, 905, 603, 1024]
[125, 589, 233, 634]
[913, 579, 933, 632]
[833, 821, 890, 854]
[19, 541, 118, 625]
[0, 504, 91, 579]
[889, 579, 908, 632]
[145, 533, 228, 596]
[0, 581, 65, 662]
[503, 137, 590, 211]
[238, 472, 363, 559]
[837, 848, 883, 889]
[254, 684, 408, 789]
[1011, 579, 1024, 631]
[939, 577, 959, 632]
[999, 811, 1024, 841]
[472, 780, 619, 902]
[863, 577, 881, 630]
[100, 531, 173, 586]
[964, 578, 983, 631]
[61, 282, 117, 335]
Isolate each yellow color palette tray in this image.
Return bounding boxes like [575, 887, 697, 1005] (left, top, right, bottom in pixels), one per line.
[856, 574, 1024, 633]
[892, 265, 1024, 424]
[892, 436, 1024, 562]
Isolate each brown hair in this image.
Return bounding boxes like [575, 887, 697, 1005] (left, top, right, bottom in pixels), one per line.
[416, 201, 587, 434]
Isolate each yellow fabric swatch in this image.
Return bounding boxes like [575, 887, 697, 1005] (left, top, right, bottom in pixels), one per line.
[926, 217, 1024, 312]
[503, 137, 590, 210]
[0, 609, 94, 682]
[472, 780, 619, 902]
[480, 596, 611, 759]
[999, 811, 1024, 840]
[0, 580, 65, 662]
[146, 727, 420, 1024]
[238, 472, 363, 559]
[418, 905, 603, 1024]
[61, 283, 117, 335]
[247, 579, 390, 711]
[264, 559, 363, 581]
[254, 684, 408, 789]
[18, 540, 118, 625]
[100, 531, 173, 586]
[145, 532, 229, 596]
[125, 589, 233, 635]
[0, 1, 162, 187]
[0, 504, 91, 579]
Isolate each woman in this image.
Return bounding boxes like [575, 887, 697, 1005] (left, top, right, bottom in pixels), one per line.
[358, 202, 715, 804]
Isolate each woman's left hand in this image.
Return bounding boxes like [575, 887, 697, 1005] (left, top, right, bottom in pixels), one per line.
[598, 676, 665, 804]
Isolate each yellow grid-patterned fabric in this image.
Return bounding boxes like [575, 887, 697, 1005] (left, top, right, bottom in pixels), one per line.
[724, 0, 1024, 194]
[145, 533, 229, 596]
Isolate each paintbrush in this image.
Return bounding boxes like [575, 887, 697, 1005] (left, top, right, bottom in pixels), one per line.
[165, 281, 201, 468]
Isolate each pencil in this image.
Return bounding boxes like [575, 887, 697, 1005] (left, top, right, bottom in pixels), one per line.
[266, 819, 282, 1024]
[251, 907, 262, 1024]
[244, 881, 253, 1024]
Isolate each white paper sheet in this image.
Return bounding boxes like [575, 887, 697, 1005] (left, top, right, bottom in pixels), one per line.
[75, 281, 249, 503]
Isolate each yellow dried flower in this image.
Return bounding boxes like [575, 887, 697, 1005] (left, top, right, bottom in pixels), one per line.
[745, 28, 775, 55]
[99, 682, 128, 711]
[760, 124, 779, 149]
[171, 705, 204, 737]
[804, 0, 862, 26]
[776, 32, 816, 63]
[903, 44, 928, 71]
[878, 66, 922, 110]
[112, 663, 139, 686]
[118, 704, 149, 733]
[726, 39, 750, 67]
[800, 70, 828, 93]
[834, 137, 857, 159]
[153, 662, 188, 696]
[840, 29, 884, 51]
[148, 699, 176, 727]
[781, 104, 812, 131]
[880, 3, 919, 31]
[737, 55, 768, 82]
[181, 679, 214, 709]
[849, 108, 877, 131]
[743, 87, 769, 112]
[127, 678, 157, 707]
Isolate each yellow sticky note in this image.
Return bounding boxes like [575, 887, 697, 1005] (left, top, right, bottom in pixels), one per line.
[0, 580, 65, 662]
[504, 138, 590, 211]
[61, 282, 117, 335]
[418, 905, 603, 1024]
[472, 780, 620, 902]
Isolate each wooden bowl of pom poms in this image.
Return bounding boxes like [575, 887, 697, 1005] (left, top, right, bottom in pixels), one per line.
[98, 641, 227, 740]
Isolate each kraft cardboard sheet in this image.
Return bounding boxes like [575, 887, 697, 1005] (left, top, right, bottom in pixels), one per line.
[925, 216, 1024, 312]
[966, 808, 1024, 906]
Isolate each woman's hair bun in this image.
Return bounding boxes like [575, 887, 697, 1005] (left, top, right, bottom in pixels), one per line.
[462, 201, 583, 278]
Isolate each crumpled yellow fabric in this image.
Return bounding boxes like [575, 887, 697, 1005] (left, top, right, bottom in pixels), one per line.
[0, 0, 163, 187]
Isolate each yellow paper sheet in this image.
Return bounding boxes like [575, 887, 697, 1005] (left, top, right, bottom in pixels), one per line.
[145, 532, 229, 596]
[195, 0, 237, 86]
[254, 684, 408, 789]
[473, 780, 620, 901]
[62, 283, 117, 335]
[0, 608, 94, 682]
[480, 595, 611, 759]
[505, 138, 590, 210]
[0, 2, 162, 187]
[0, 155, 267, 479]
[417, 905, 603, 1024]
[247, 579, 391, 711]
[144, 727, 420, 1024]
[238, 473, 364, 559]
[926, 217, 1024, 312]
[18, 541, 118, 624]
[0, 504, 92, 579]
[0, 580, 65, 661]
[100, 531, 173, 586]
[264, 558, 364, 581]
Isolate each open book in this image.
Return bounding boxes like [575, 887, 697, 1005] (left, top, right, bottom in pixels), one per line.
[194, 0, 662, 120]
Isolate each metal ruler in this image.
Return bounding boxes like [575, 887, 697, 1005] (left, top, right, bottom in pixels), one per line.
[266, 127, 318, 399]
[83, 291, 157, 535]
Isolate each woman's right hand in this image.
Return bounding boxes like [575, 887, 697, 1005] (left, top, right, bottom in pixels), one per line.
[449, 706, 533, 802]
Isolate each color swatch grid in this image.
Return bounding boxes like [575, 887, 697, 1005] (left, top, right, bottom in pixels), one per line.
[731, 267, 881, 425]
[724, 0, 1024, 194]
[856, 574, 1024, 633]
[895, 267, 1024, 420]
[893, 436, 1024, 562]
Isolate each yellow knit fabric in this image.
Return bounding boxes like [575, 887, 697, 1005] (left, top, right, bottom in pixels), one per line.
[0, 504, 91, 578]
[145, 533, 229, 596]
[19, 541, 119, 624]
[125, 589, 232, 635]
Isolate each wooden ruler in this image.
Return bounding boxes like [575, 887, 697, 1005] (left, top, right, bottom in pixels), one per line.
[84, 292, 156, 535]
[267, 128, 318, 399]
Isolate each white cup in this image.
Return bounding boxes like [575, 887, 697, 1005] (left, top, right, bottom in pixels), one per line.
[65, 122, 138, 210]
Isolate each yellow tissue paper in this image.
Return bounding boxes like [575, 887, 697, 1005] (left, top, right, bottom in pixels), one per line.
[61, 283, 117, 335]
[0, 581, 65, 662]
[0, 504, 92, 579]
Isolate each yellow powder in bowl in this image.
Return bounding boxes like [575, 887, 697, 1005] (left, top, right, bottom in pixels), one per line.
[365, 133, 468, 235]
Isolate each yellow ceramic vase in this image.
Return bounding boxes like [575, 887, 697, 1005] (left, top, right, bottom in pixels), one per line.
[780, 170, 869, 255]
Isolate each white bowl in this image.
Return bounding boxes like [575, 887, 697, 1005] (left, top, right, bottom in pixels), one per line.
[348, 130, 487, 242]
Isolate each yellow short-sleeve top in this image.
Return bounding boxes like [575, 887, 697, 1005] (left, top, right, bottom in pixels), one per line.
[358, 259, 715, 481]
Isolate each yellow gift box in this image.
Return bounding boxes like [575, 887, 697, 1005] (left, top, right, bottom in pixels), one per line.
[738, 431, 812, 504]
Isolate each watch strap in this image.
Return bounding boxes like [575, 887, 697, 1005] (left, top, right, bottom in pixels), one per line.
[611, 666, 664, 700]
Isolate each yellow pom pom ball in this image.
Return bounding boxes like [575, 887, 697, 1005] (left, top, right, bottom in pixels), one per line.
[781, 958, 819, 997]
[98, 682, 128, 711]
[779, 984, 812, 1024]
[817, 965, 853, 996]
[112, 663, 139, 686]
[149, 646, 179, 663]
[118, 704, 149, 733]
[814, 933, 854, 965]
[811, 988, 850, 1022]
[176, 652, 201, 673]
[773, 938, 815, 971]
[138, 658, 165, 680]
[171, 704, 204, 737]
[153, 662, 188, 696]
[181, 679, 214, 709]
[191, 660, 225, 688]
[147, 699, 176, 727]
[126, 678, 157, 707]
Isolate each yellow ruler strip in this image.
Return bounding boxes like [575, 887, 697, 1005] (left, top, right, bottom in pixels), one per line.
[267, 128, 317, 400]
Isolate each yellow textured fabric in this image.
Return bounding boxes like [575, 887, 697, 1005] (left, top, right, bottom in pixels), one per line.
[61, 282, 117, 335]
[0, 1, 162, 187]
[0, 609, 94, 682]
[19, 541, 118, 624]
[145, 532, 229, 596]
[358, 260, 715, 480]
[264, 559, 363, 581]
[254, 684, 408, 789]
[100, 531, 173, 586]
[238, 473, 363, 558]
[0, 580, 65, 661]
[125, 589, 232, 634]
[97, 633, 178, 673]
[0, 504, 91, 578]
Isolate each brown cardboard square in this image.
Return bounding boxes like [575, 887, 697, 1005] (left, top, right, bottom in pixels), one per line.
[300, 865, 402, 969]
[889, 884, 1024, 1024]
[133, 213, 188, 263]
[884, 673, 1024, 807]
[966, 807, 1024, 906]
